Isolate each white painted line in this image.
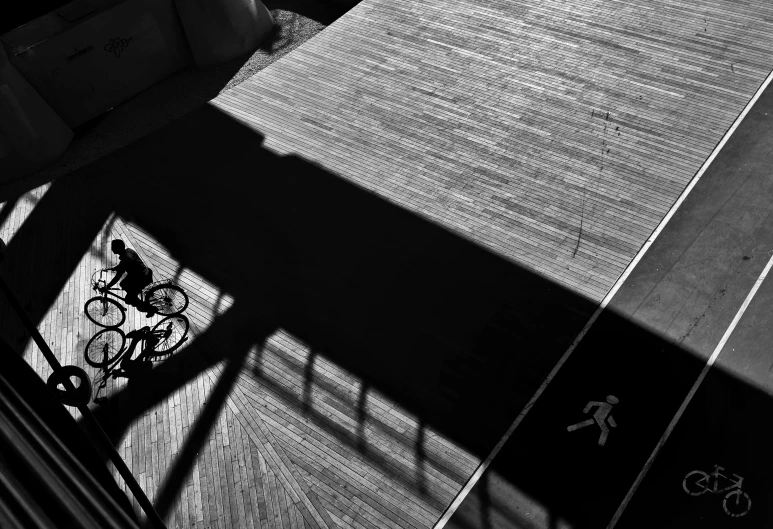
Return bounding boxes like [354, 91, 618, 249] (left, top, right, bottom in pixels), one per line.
[433, 67, 773, 529]
[607, 250, 773, 528]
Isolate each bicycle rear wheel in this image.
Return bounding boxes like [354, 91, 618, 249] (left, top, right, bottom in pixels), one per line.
[85, 297, 126, 328]
[682, 470, 709, 496]
[145, 284, 189, 315]
[84, 328, 126, 367]
[148, 315, 189, 356]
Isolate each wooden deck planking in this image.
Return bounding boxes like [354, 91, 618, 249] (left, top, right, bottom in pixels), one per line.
[240, 353, 464, 503]
[259, 335, 477, 479]
[279, 335, 473, 460]
[254, 394, 436, 525]
[233, 348, 466, 520]
[209, 0, 773, 303]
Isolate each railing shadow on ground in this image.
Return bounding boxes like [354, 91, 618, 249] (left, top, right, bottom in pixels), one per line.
[0, 103, 770, 528]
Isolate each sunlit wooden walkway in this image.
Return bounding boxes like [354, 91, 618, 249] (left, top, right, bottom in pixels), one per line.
[0, 0, 772, 528]
[214, 0, 773, 303]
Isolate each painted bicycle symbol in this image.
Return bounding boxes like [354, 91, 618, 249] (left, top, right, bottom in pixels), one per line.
[682, 465, 751, 518]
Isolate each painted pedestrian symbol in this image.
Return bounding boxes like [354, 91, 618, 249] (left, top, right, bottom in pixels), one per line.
[683, 464, 751, 518]
[566, 395, 618, 446]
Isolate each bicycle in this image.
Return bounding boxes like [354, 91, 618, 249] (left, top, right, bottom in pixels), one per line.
[683, 464, 751, 517]
[84, 314, 189, 403]
[84, 269, 189, 328]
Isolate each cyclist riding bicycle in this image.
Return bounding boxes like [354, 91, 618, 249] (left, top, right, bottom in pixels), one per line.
[103, 239, 156, 317]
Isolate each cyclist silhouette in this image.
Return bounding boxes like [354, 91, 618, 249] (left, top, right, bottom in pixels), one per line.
[103, 239, 156, 316]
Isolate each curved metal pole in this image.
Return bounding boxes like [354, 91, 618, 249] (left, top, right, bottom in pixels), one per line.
[0, 239, 166, 529]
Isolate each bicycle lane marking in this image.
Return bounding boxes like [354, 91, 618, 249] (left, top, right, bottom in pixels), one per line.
[433, 65, 773, 529]
[610, 257, 773, 527]
[682, 465, 751, 519]
[608, 252, 773, 528]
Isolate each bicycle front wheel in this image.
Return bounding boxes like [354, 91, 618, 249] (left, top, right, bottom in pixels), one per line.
[724, 490, 751, 517]
[85, 297, 126, 328]
[84, 328, 126, 367]
[148, 315, 189, 356]
[145, 284, 189, 315]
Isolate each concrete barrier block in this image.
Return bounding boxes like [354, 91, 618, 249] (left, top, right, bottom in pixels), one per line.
[174, 0, 274, 69]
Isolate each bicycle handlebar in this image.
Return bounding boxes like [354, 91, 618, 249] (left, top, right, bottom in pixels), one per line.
[91, 269, 115, 292]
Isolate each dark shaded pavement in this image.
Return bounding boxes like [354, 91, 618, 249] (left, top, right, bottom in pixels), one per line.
[618, 366, 773, 528]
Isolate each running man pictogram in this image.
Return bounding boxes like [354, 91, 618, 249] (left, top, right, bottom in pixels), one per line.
[567, 395, 619, 446]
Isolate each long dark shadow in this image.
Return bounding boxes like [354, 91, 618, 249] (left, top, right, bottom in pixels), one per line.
[90, 104, 595, 460]
[4, 99, 769, 529]
[0, 102, 608, 524]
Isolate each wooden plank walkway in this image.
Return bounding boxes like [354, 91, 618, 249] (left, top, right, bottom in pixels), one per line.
[212, 0, 773, 303]
[0, 0, 772, 528]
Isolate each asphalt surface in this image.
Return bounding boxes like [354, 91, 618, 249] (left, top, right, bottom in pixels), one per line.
[446, 74, 773, 528]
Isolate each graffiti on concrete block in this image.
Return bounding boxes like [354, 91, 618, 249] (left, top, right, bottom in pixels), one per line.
[104, 36, 133, 58]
